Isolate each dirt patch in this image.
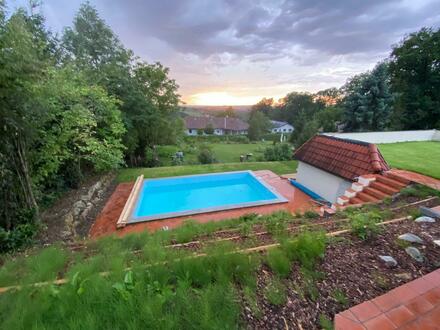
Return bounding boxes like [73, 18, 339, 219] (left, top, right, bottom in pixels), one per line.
[242, 218, 440, 329]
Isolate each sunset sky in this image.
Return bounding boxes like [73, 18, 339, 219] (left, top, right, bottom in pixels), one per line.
[7, 0, 440, 105]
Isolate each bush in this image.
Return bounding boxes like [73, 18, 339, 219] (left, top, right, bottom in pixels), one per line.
[0, 223, 38, 253]
[183, 135, 249, 144]
[197, 146, 216, 164]
[349, 212, 383, 240]
[263, 143, 292, 161]
[281, 231, 326, 270]
[266, 249, 291, 278]
[264, 278, 287, 305]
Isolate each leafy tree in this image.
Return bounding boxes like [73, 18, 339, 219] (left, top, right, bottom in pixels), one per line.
[342, 62, 394, 131]
[316, 105, 343, 132]
[248, 111, 270, 141]
[204, 123, 214, 135]
[62, 3, 182, 165]
[251, 98, 274, 116]
[389, 27, 440, 129]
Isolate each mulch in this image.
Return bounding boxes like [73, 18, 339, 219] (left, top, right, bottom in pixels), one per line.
[242, 217, 440, 329]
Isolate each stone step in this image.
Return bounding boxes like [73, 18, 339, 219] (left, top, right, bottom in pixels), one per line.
[370, 181, 400, 195]
[344, 188, 357, 198]
[363, 186, 390, 200]
[376, 175, 407, 189]
[352, 182, 365, 192]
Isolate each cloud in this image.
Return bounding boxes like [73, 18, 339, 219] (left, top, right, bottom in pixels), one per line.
[6, 0, 439, 103]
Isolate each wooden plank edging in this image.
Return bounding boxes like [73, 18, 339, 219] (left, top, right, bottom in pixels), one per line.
[116, 174, 144, 228]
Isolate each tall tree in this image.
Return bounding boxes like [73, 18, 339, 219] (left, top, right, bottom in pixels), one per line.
[248, 111, 270, 141]
[342, 62, 394, 131]
[251, 98, 274, 117]
[62, 3, 182, 165]
[389, 27, 440, 129]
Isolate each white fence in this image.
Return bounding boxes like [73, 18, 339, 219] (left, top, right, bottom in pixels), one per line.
[323, 129, 440, 144]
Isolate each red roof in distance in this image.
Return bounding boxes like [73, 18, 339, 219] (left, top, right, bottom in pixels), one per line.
[184, 116, 249, 131]
[293, 134, 390, 181]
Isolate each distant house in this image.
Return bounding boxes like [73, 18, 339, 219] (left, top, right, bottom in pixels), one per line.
[184, 116, 249, 136]
[293, 135, 390, 203]
[270, 120, 294, 134]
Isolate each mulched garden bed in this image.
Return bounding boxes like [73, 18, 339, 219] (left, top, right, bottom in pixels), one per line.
[242, 216, 440, 329]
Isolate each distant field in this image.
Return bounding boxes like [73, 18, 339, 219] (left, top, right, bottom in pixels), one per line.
[379, 141, 440, 179]
[117, 161, 297, 182]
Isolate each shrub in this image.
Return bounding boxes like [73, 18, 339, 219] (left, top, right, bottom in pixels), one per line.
[266, 249, 291, 278]
[400, 184, 440, 198]
[264, 278, 287, 305]
[303, 210, 319, 219]
[263, 143, 292, 161]
[349, 212, 383, 240]
[0, 222, 39, 253]
[319, 314, 333, 330]
[332, 288, 348, 307]
[281, 231, 326, 270]
[197, 145, 216, 164]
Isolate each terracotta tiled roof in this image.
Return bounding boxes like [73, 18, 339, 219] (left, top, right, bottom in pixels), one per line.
[184, 116, 249, 131]
[293, 134, 390, 181]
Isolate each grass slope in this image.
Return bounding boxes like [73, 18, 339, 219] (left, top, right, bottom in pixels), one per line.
[379, 141, 440, 179]
[117, 160, 297, 182]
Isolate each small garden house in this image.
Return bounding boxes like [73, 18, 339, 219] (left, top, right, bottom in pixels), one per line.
[293, 135, 390, 203]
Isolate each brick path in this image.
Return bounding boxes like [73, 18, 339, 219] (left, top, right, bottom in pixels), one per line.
[389, 169, 440, 191]
[334, 269, 440, 329]
[89, 170, 314, 238]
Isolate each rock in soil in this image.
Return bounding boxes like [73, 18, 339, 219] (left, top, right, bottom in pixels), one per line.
[405, 246, 424, 262]
[379, 255, 398, 268]
[398, 233, 424, 244]
[415, 216, 436, 223]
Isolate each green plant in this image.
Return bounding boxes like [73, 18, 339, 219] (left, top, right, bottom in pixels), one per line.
[266, 249, 291, 278]
[263, 143, 292, 161]
[197, 145, 216, 164]
[382, 196, 392, 205]
[408, 207, 423, 220]
[243, 286, 262, 318]
[281, 231, 327, 270]
[372, 271, 391, 289]
[239, 222, 253, 237]
[319, 314, 334, 330]
[349, 212, 383, 240]
[265, 278, 287, 305]
[303, 210, 319, 219]
[332, 288, 348, 307]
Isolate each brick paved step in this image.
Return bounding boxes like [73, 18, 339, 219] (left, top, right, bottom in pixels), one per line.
[376, 175, 407, 189]
[363, 186, 390, 200]
[370, 181, 400, 195]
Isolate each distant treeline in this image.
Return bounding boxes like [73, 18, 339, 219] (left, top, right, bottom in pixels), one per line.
[249, 27, 440, 147]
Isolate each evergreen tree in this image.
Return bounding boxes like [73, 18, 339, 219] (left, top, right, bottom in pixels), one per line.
[342, 62, 394, 131]
[389, 27, 440, 129]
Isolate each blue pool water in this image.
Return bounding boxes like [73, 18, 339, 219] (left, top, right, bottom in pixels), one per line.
[131, 171, 287, 222]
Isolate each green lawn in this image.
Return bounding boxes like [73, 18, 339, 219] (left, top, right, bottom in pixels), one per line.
[378, 141, 440, 179]
[182, 141, 271, 164]
[117, 160, 297, 182]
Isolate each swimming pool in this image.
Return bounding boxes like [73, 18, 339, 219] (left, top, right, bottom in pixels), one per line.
[129, 171, 288, 223]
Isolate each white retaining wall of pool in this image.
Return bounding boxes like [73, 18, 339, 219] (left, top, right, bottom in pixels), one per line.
[295, 161, 352, 203]
[323, 129, 440, 144]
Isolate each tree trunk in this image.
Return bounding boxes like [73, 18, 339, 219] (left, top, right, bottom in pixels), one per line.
[13, 134, 39, 219]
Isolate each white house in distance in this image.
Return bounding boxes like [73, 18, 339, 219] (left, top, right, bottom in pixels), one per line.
[292, 134, 393, 204]
[270, 120, 294, 134]
[184, 116, 249, 136]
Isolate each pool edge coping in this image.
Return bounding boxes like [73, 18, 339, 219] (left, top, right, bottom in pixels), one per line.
[120, 170, 289, 226]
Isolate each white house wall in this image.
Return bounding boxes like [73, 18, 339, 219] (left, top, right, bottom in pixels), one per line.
[323, 130, 440, 144]
[296, 161, 352, 203]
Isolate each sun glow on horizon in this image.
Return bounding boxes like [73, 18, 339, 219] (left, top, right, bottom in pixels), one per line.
[188, 92, 264, 106]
